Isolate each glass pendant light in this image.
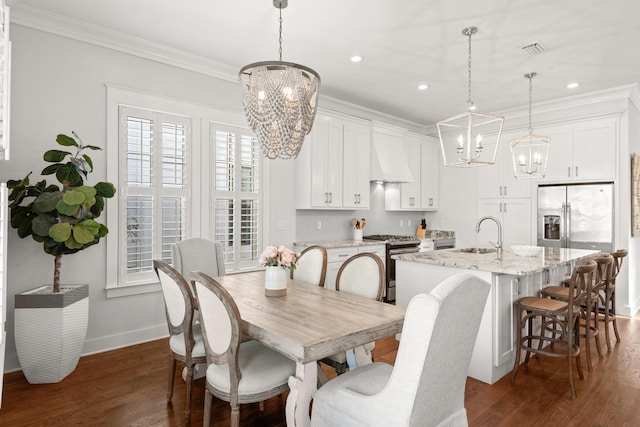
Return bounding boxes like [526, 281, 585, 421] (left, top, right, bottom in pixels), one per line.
[239, 0, 321, 160]
[437, 27, 504, 167]
[510, 72, 550, 178]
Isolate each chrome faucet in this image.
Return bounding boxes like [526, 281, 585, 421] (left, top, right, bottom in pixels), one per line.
[476, 216, 503, 259]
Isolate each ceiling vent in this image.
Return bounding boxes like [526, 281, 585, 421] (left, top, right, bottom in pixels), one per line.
[520, 42, 546, 56]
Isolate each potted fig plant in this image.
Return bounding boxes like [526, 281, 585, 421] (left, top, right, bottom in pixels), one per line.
[7, 132, 116, 383]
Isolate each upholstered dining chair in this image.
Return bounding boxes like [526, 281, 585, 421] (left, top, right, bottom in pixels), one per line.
[153, 260, 206, 425]
[310, 273, 491, 427]
[191, 272, 296, 427]
[512, 260, 597, 399]
[320, 252, 385, 374]
[171, 237, 226, 280]
[291, 245, 327, 287]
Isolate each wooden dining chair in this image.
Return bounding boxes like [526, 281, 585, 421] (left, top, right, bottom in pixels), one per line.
[511, 260, 597, 398]
[153, 260, 207, 425]
[599, 248, 627, 351]
[191, 272, 296, 427]
[310, 274, 491, 427]
[541, 254, 612, 371]
[320, 252, 385, 374]
[291, 245, 327, 287]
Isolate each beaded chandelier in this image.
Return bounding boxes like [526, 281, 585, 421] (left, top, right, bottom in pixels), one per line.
[239, 0, 321, 159]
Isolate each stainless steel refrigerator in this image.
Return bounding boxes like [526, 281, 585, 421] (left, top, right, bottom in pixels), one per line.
[537, 182, 614, 252]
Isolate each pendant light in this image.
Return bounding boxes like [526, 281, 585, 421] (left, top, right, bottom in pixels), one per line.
[509, 72, 550, 178]
[437, 27, 504, 167]
[239, 0, 321, 160]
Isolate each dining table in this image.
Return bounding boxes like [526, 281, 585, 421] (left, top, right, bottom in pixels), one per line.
[212, 269, 406, 427]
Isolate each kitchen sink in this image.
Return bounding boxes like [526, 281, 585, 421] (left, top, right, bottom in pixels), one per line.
[455, 247, 496, 254]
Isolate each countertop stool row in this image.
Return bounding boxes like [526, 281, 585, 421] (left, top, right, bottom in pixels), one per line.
[511, 249, 627, 399]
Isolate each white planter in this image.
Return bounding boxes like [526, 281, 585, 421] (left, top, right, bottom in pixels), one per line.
[14, 284, 89, 384]
[264, 266, 287, 297]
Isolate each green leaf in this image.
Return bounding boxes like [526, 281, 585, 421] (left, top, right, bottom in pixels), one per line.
[49, 222, 72, 242]
[78, 219, 100, 235]
[98, 224, 109, 238]
[33, 191, 62, 213]
[94, 182, 116, 198]
[41, 164, 63, 176]
[44, 150, 71, 163]
[62, 189, 86, 205]
[73, 223, 97, 244]
[56, 199, 78, 216]
[91, 195, 105, 216]
[56, 134, 78, 147]
[75, 186, 97, 199]
[56, 165, 83, 186]
[32, 214, 54, 237]
[82, 154, 94, 172]
[64, 234, 85, 249]
[83, 145, 102, 151]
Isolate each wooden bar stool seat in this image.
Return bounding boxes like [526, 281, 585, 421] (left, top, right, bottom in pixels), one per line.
[511, 260, 596, 399]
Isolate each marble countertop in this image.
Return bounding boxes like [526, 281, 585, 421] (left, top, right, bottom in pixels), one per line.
[394, 246, 600, 276]
[293, 240, 387, 249]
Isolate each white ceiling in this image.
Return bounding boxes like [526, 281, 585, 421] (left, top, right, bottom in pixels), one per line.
[8, 0, 640, 126]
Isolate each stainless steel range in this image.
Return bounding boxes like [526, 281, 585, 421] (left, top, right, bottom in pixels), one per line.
[363, 235, 421, 302]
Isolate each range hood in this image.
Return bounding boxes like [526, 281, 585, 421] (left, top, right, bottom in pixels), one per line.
[370, 127, 413, 183]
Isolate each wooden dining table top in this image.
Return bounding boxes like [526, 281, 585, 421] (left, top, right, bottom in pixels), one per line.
[212, 270, 406, 364]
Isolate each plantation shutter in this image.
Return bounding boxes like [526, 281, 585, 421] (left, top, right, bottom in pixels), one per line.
[0, 183, 7, 405]
[120, 106, 189, 285]
[211, 123, 261, 272]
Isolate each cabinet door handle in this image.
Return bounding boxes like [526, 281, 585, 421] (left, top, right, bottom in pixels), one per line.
[429, 197, 433, 206]
[512, 278, 521, 296]
[504, 186, 507, 196]
[499, 203, 503, 213]
[568, 166, 571, 178]
[504, 202, 507, 213]
[575, 166, 579, 177]
[325, 192, 328, 203]
[358, 194, 361, 204]
[499, 186, 503, 196]
[329, 192, 333, 204]
[354, 194, 357, 204]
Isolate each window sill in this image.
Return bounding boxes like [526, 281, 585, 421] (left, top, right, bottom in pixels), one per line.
[105, 281, 161, 298]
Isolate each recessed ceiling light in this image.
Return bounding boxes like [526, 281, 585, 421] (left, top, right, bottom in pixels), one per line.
[350, 55, 363, 63]
[418, 84, 429, 91]
[567, 82, 579, 89]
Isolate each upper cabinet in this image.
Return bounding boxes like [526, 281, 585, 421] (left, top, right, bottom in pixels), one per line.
[537, 116, 617, 183]
[342, 121, 371, 209]
[477, 129, 533, 199]
[296, 112, 371, 210]
[385, 132, 440, 211]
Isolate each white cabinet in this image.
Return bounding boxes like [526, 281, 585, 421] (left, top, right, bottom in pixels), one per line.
[494, 274, 521, 367]
[538, 116, 617, 182]
[477, 129, 532, 199]
[386, 133, 440, 211]
[342, 122, 371, 209]
[420, 139, 439, 210]
[477, 198, 532, 246]
[296, 113, 371, 210]
[324, 245, 386, 290]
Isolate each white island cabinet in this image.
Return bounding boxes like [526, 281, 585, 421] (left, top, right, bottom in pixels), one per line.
[395, 246, 598, 384]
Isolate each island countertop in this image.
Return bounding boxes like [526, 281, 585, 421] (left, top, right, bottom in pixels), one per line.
[394, 246, 600, 276]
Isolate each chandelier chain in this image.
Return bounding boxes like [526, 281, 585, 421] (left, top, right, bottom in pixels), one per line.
[278, 6, 283, 61]
[528, 74, 533, 134]
[467, 29, 473, 107]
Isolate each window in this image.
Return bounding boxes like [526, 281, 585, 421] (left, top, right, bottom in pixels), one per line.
[210, 123, 262, 272]
[117, 106, 190, 287]
[106, 87, 266, 297]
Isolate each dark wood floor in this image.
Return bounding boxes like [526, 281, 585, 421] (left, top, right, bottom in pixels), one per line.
[1, 313, 639, 426]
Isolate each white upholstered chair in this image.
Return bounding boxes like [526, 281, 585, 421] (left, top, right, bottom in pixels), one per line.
[171, 237, 226, 279]
[191, 272, 296, 427]
[320, 252, 385, 374]
[291, 245, 327, 287]
[311, 273, 491, 427]
[153, 260, 207, 425]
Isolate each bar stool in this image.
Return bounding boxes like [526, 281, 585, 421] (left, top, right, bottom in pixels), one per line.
[540, 254, 611, 371]
[599, 249, 627, 351]
[511, 260, 596, 399]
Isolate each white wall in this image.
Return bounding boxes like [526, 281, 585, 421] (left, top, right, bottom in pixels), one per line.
[0, 24, 287, 372]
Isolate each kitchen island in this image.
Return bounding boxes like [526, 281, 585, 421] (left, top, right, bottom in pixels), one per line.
[394, 246, 599, 384]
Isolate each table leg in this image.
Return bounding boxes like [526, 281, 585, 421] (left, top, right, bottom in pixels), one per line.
[286, 361, 317, 427]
